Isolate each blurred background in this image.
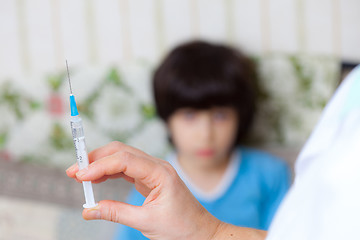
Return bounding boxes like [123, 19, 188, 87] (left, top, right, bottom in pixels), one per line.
[0, 0, 359, 239]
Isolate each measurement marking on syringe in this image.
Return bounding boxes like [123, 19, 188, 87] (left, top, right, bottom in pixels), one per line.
[73, 137, 85, 141]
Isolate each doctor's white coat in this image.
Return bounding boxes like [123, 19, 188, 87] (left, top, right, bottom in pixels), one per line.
[267, 66, 360, 240]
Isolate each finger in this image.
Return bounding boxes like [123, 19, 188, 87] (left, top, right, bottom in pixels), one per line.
[88, 141, 148, 164]
[66, 163, 79, 178]
[90, 175, 113, 184]
[83, 200, 146, 230]
[76, 151, 160, 189]
[118, 172, 136, 183]
[91, 173, 135, 184]
[66, 141, 127, 178]
[67, 141, 138, 179]
[67, 141, 145, 181]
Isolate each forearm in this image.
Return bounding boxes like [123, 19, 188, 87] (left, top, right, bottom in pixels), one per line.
[212, 222, 267, 240]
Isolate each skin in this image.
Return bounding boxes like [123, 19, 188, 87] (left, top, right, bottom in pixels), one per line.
[66, 141, 267, 240]
[168, 107, 239, 192]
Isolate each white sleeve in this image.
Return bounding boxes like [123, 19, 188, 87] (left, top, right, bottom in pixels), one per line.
[266, 65, 360, 240]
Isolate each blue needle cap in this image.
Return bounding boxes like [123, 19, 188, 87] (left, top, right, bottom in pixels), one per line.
[70, 94, 79, 116]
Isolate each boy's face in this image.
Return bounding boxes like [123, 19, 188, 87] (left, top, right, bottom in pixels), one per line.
[168, 107, 239, 169]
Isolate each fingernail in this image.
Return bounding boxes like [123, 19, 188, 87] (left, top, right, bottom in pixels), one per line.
[76, 169, 86, 178]
[86, 206, 101, 219]
[66, 164, 76, 172]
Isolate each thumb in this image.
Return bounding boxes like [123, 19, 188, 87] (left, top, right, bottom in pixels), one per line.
[83, 200, 145, 228]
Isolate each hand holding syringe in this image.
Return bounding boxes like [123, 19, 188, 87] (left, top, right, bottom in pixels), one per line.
[66, 61, 97, 208]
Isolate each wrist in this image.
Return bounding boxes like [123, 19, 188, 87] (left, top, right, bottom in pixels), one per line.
[192, 208, 223, 240]
[210, 221, 267, 240]
[211, 221, 230, 240]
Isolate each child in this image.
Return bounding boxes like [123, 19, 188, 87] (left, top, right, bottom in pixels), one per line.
[114, 41, 291, 239]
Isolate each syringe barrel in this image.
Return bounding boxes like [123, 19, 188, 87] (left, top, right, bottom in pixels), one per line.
[70, 115, 97, 208]
[70, 116, 89, 170]
[70, 115, 85, 139]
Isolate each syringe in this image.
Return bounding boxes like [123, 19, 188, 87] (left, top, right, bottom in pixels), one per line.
[66, 60, 98, 208]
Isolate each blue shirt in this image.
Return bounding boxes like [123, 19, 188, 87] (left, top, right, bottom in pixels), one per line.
[114, 147, 291, 240]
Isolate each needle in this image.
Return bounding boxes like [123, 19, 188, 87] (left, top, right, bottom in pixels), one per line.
[66, 60, 73, 95]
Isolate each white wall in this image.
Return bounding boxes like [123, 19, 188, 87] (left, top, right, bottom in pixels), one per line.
[0, 0, 359, 79]
[0, 0, 358, 167]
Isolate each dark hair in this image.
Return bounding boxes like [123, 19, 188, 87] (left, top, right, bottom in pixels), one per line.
[153, 40, 258, 145]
